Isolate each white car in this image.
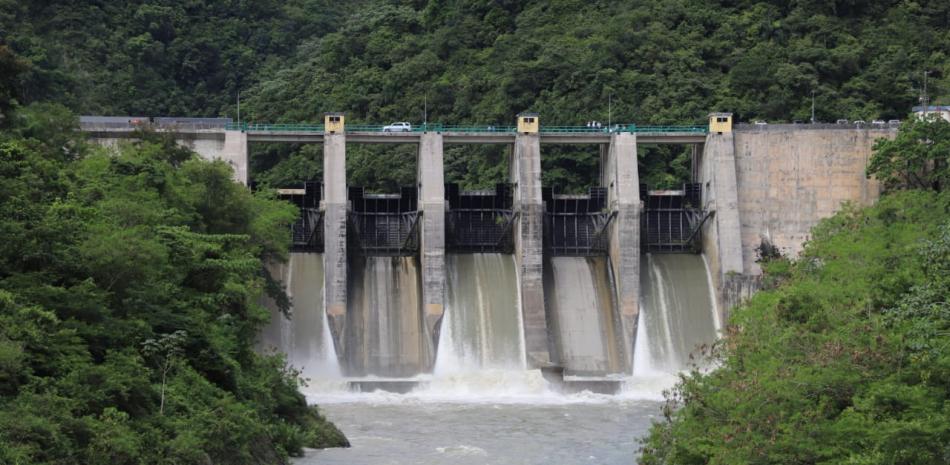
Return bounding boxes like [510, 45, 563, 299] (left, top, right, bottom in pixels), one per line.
[383, 122, 411, 132]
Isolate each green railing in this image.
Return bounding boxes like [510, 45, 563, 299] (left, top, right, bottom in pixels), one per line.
[441, 125, 516, 133]
[226, 122, 325, 132]
[632, 125, 707, 133]
[225, 122, 708, 134]
[541, 125, 707, 134]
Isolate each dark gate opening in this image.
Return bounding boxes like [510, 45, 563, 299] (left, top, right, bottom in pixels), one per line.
[544, 187, 614, 256]
[348, 186, 420, 256]
[277, 180, 324, 253]
[641, 183, 709, 253]
[445, 183, 516, 253]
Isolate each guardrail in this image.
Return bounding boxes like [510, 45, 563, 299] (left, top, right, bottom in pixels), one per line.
[226, 122, 325, 132]
[222, 122, 708, 134]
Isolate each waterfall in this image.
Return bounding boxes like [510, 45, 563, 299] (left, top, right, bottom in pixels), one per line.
[345, 256, 430, 378]
[544, 256, 624, 376]
[636, 254, 719, 374]
[435, 253, 525, 373]
[258, 253, 341, 379]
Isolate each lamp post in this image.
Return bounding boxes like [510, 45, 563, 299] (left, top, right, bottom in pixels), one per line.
[811, 90, 815, 124]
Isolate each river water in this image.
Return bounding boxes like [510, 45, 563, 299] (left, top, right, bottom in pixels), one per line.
[269, 252, 718, 465]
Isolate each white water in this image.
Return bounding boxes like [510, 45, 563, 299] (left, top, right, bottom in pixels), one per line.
[636, 253, 719, 375]
[258, 253, 341, 380]
[281, 252, 722, 464]
[345, 256, 430, 377]
[435, 253, 525, 373]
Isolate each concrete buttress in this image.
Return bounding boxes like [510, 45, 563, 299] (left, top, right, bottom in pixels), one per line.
[511, 134, 550, 367]
[417, 133, 446, 363]
[602, 133, 640, 372]
[323, 133, 347, 360]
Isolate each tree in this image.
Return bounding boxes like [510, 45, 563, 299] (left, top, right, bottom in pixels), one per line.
[141, 330, 186, 416]
[868, 115, 950, 191]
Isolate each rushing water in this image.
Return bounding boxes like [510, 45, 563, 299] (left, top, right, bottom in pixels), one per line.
[258, 253, 339, 379]
[544, 256, 625, 376]
[345, 256, 432, 377]
[436, 253, 525, 372]
[637, 253, 720, 374]
[266, 252, 722, 464]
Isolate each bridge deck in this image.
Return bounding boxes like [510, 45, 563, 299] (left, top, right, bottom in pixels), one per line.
[82, 127, 707, 144]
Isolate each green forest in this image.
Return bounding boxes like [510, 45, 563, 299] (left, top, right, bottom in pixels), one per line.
[2, 0, 950, 463]
[0, 52, 347, 465]
[3, 0, 949, 191]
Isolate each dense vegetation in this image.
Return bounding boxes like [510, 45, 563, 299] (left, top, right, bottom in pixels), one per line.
[640, 119, 950, 464]
[0, 71, 347, 464]
[3, 0, 948, 190]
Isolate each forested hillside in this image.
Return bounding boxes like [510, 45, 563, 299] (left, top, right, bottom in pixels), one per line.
[640, 117, 950, 464]
[3, 0, 949, 190]
[0, 41, 348, 465]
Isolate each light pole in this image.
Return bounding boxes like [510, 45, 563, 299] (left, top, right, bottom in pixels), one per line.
[923, 70, 930, 112]
[811, 90, 815, 124]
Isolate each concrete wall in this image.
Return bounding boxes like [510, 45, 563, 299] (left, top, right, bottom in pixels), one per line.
[601, 133, 640, 372]
[323, 133, 347, 358]
[700, 127, 895, 317]
[511, 134, 550, 367]
[417, 133, 446, 357]
[88, 131, 248, 185]
[733, 127, 892, 274]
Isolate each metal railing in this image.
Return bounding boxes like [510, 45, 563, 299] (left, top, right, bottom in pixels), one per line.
[225, 122, 325, 132]
[222, 122, 708, 134]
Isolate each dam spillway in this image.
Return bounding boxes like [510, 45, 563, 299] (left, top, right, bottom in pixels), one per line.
[344, 255, 432, 377]
[637, 253, 720, 374]
[543, 256, 625, 377]
[258, 253, 340, 379]
[436, 253, 524, 372]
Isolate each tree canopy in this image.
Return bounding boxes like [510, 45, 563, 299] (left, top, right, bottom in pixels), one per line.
[0, 105, 348, 464]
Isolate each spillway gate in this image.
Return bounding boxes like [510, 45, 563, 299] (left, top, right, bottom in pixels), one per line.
[445, 183, 516, 253]
[543, 187, 614, 256]
[347, 186, 420, 256]
[277, 181, 324, 253]
[641, 183, 709, 253]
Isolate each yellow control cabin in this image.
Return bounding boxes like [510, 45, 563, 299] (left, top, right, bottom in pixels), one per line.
[708, 112, 733, 134]
[517, 112, 539, 134]
[325, 112, 344, 133]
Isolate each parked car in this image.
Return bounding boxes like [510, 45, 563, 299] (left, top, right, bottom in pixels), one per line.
[888, 119, 901, 126]
[383, 122, 412, 132]
[836, 119, 849, 124]
[753, 120, 767, 126]
[854, 120, 866, 125]
[872, 120, 886, 126]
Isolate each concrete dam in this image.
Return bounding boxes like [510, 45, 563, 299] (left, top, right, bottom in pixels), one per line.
[82, 114, 895, 390]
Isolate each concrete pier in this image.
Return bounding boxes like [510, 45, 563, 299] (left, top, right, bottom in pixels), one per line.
[601, 133, 640, 371]
[323, 133, 348, 358]
[417, 133, 447, 357]
[511, 133, 550, 367]
[698, 132, 744, 320]
[221, 130, 249, 185]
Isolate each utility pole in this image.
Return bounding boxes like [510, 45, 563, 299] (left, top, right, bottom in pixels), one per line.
[811, 90, 815, 124]
[237, 92, 241, 124]
[608, 93, 612, 129]
[922, 70, 930, 113]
